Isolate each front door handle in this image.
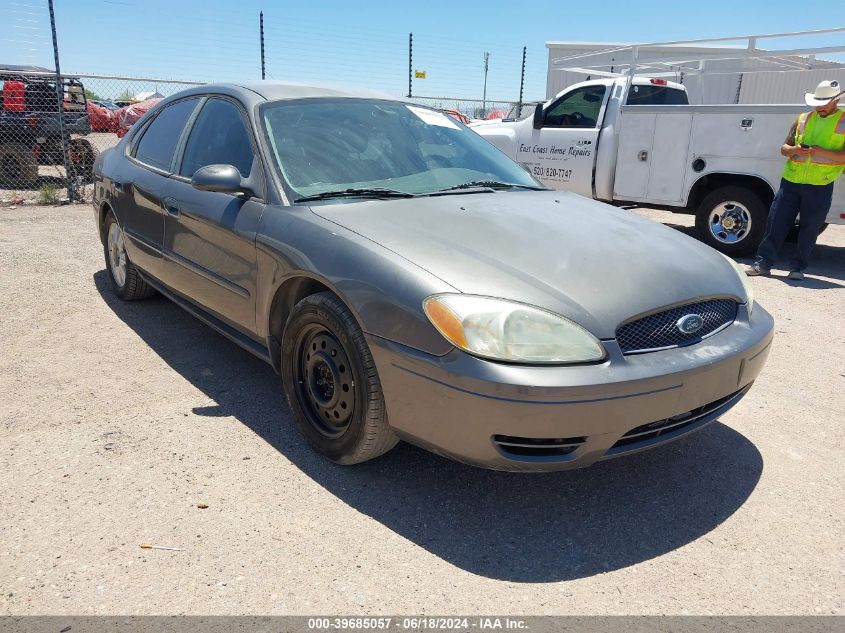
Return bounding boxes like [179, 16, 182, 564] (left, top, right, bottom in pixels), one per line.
[163, 197, 180, 218]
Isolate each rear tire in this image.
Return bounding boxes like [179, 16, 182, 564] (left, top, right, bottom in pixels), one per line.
[695, 186, 768, 256]
[68, 138, 98, 183]
[103, 211, 156, 301]
[0, 143, 38, 188]
[281, 292, 398, 465]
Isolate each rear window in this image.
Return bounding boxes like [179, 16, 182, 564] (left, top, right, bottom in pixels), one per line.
[626, 85, 689, 105]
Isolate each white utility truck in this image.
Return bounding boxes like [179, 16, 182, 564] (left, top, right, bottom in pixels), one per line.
[472, 32, 845, 256]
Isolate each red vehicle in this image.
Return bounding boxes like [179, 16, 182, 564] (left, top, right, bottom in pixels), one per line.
[86, 100, 115, 133]
[441, 108, 472, 125]
[115, 98, 161, 137]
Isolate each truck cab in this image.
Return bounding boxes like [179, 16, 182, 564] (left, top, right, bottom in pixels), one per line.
[472, 77, 688, 198]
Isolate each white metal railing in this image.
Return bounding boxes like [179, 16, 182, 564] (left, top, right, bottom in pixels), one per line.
[551, 27, 845, 79]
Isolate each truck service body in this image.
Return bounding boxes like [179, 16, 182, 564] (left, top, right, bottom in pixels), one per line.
[473, 76, 844, 255]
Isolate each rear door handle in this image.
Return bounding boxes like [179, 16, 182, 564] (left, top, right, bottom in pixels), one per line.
[163, 197, 180, 218]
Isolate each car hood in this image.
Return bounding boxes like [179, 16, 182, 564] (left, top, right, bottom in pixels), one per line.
[310, 190, 746, 339]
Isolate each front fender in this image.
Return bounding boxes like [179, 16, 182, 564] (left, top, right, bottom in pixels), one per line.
[254, 206, 457, 357]
[471, 123, 520, 160]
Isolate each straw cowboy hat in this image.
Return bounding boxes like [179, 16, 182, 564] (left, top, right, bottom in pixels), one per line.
[805, 80, 843, 107]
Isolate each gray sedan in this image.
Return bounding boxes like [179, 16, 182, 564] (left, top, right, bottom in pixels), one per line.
[92, 82, 774, 471]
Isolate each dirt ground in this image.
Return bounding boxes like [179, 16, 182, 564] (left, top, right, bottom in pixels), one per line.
[0, 204, 843, 615]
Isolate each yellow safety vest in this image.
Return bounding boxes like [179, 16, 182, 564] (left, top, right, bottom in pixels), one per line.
[782, 109, 845, 186]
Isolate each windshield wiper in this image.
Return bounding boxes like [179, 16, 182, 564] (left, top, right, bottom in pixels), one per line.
[430, 180, 546, 194]
[294, 187, 417, 203]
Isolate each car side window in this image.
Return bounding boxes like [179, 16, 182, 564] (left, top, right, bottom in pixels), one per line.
[543, 86, 607, 128]
[132, 98, 199, 171]
[179, 98, 254, 178]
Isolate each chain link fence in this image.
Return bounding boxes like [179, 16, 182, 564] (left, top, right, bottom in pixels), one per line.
[407, 96, 525, 123]
[1, 75, 540, 205]
[0, 69, 202, 205]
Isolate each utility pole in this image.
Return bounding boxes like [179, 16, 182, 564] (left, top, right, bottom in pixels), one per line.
[407, 33, 413, 98]
[517, 46, 526, 115]
[260, 11, 266, 80]
[482, 51, 490, 115]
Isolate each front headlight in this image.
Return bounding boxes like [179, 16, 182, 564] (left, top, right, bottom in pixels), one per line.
[423, 294, 606, 364]
[720, 254, 755, 315]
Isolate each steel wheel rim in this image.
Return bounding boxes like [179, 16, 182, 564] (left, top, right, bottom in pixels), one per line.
[708, 201, 751, 244]
[294, 324, 356, 438]
[107, 222, 127, 287]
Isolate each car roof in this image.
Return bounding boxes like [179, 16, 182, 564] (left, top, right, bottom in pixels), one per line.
[191, 81, 400, 103]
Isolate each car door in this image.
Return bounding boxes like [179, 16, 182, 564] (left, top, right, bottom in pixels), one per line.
[118, 97, 200, 279]
[161, 96, 265, 333]
[515, 84, 609, 197]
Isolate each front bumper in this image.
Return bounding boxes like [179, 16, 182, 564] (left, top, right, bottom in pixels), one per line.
[369, 303, 774, 471]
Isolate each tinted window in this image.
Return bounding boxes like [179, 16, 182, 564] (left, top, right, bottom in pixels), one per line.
[180, 98, 254, 178]
[543, 86, 607, 128]
[133, 98, 198, 171]
[626, 85, 689, 105]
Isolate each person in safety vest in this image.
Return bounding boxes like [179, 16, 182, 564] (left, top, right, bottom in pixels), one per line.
[746, 80, 845, 281]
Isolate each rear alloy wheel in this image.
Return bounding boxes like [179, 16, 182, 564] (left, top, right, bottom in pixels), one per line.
[695, 186, 767, 256]
[281, 292, 398, 464]
[103, 211, 156, 301]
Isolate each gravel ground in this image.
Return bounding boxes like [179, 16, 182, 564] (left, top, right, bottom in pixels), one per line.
[0, 204, 843, 615]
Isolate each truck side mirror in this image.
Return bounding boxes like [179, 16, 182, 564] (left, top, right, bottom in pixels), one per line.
[532, 103, 544, 130]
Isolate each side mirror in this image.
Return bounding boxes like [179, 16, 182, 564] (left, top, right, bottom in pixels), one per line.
[191, 164, 247, 196]
[532, 103, 544, 130]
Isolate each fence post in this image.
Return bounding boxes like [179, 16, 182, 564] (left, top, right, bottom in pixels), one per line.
[407, 33, 413, 98]
[48, 0, 77, 202]
[260, 11, 266, 80]
[518, 46, 526, 115]
[482, 52, 489, 115]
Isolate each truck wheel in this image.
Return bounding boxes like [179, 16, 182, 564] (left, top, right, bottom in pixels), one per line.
[695, 186, 767, 256]
[68, 139, 98, 182]
[0, 143, 38, 188]
[281, 292, 399, 465]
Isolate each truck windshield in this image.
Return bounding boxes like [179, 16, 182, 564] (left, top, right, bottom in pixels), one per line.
[626, 85, 689, 105]
[261, 98, 541, 200]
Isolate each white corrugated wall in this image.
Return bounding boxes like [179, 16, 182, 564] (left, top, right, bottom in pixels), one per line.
[738, 69, 845, 104]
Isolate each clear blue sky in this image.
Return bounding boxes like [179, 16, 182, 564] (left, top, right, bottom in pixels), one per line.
[3, 0, 843, 101]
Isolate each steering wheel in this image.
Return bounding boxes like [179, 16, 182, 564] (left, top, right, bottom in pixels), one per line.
[570, 111, 585, 124]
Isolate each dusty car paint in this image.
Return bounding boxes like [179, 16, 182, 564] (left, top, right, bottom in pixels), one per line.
[92, 82, 773, 471]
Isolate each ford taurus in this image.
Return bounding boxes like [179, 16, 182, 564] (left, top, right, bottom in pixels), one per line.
[92, 82, 774, 471]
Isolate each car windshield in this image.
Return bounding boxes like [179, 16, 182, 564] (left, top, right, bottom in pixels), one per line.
[260, 98, 542, 200]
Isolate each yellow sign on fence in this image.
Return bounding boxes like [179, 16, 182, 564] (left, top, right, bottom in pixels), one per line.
[415, 70, 426, 79]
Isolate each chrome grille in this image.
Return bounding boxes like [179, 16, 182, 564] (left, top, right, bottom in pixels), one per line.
[616, 299, 738, 354]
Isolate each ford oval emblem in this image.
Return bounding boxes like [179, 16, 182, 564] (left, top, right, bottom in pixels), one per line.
[677, 314, 704, 335]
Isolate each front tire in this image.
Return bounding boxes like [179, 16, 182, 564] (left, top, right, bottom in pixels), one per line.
[695, 186, 768, 256]
[281, 292, 398, 465]
[103, 211, 156, 301]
